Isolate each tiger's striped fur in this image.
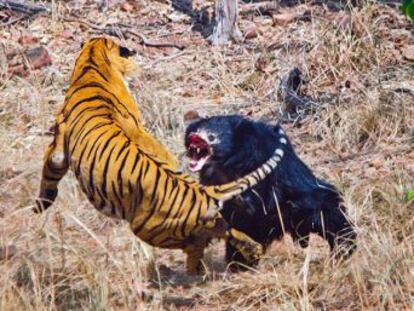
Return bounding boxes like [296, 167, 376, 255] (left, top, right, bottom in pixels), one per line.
[36, 38, 285, 274]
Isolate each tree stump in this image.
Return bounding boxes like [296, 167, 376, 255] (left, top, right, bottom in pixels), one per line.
[209, 0, 242, 45]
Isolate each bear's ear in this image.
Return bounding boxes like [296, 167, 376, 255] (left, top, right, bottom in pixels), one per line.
[119, 46, 137, 58]
[184, 110, 204, 126]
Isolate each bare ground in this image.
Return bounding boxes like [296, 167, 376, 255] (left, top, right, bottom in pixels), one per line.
[0, 0, 413, 310]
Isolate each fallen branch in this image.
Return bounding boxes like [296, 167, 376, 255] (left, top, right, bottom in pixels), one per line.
[240, 1, 279, 16]
[0, 0, 48, 15]
[62, 18, 186, 50]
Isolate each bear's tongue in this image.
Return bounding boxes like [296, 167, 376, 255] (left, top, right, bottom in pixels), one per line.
[189, 155, 210, 172]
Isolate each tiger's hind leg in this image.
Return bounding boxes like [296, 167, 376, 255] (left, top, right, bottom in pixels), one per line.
[35, 120, 69, 213]
[184, 245, 205, 275]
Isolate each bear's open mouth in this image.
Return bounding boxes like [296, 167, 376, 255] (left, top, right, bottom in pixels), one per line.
[186, 133, 212, 172]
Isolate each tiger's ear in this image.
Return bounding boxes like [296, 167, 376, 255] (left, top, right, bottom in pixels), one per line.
[119, 46, 137, 58]
[80, 41, 85, 49]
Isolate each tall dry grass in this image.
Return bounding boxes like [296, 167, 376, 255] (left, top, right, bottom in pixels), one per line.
[0, 0, 413, 310]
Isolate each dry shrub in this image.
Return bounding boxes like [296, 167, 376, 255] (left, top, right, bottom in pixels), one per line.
[315, 89, 414, 153]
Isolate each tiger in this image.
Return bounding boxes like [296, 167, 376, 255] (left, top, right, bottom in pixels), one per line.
[35, 37, 286, 274]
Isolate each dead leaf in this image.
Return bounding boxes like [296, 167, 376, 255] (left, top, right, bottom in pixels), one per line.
[121, 2, 134, 12]
[212, 93, 221, 104]
[390, 29, 411, 48]
[255, 54, 273, 73]
[244, 22, 259, 40]
[181, 89, 194, 97]
[402, 45, 414, 61]
[1, 168, 20, 180]
[0, 245, 17, 261]
[18, 34, 39, 45]
[370, 159, 383, 169]
[8, 63, 27, 76]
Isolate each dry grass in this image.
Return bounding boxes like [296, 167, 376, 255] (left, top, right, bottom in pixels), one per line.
[0, 0, 413, 310]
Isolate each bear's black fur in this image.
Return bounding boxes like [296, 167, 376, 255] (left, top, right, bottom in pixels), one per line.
[185, 115, 356, 268]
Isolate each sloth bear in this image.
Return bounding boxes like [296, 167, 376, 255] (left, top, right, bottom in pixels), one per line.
[185, 115, 356, 268]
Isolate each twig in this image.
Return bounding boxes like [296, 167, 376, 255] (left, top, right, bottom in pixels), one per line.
[382, 81, 414, 98]
[0, 12, 27, 26]
[62, 18, 186, 50]
[0, 0, 48, 26]
[148, 50, 190, 67]
[0, 1, 185, 50]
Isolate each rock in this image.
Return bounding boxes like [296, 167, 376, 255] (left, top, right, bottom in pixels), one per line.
[402, 45, 414, 61]
[61, 29, 74, 39]
[25, 46, 52, 69]
[7, 46, 52, 76]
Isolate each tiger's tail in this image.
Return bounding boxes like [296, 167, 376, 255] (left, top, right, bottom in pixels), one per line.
[35, 120, 69, 213]
[204, 132, 287, 203]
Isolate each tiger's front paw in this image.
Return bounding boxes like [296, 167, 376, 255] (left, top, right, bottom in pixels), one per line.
[201, 207, 220, 230]
[237, 241, 263, 263]
[228, 229, 264, 264]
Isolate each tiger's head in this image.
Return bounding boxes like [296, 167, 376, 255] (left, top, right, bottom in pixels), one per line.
[77, 37, 138, 77]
